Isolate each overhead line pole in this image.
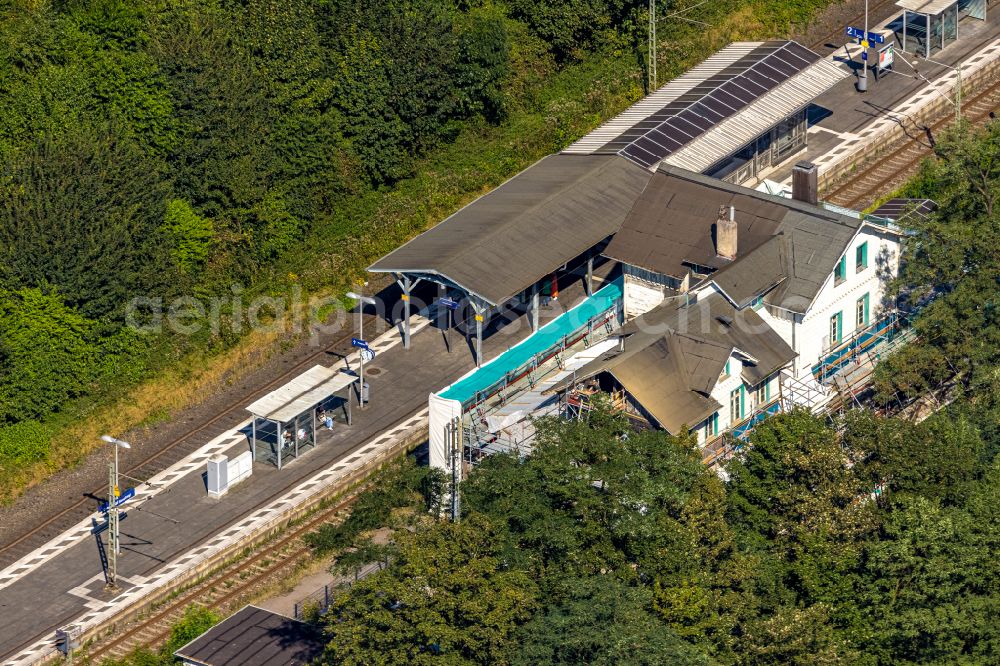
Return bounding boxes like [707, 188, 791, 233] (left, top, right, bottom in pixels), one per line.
[648, 0, 657, 91]
[101, 435, 131, 592]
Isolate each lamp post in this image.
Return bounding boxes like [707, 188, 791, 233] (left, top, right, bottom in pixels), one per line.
[346, 288, 377, 409]
[100, 435, 130, 591]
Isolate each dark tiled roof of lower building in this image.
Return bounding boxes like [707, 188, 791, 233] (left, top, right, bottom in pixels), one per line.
[174, 606, 324, 666]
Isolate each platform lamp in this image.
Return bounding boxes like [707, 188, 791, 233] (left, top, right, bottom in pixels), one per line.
[346, 287, 377, 409]
[100, 434, 130, 591]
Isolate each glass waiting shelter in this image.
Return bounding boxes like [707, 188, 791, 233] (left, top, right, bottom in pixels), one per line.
[245, 365, 356, 469]
[897, 0, 985, 57]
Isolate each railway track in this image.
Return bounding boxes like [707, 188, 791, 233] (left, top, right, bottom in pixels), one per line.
[0, 295, 397, 569]
[83, 484, 369, 662]
[807, 0, 899, 52]
[823, 75, 1000, 209]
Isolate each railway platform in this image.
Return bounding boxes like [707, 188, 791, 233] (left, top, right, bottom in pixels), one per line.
[765, 8, 1000, 196]
[0, 267, 609, 664]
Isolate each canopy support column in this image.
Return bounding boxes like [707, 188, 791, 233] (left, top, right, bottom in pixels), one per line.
[276, 420, 283, 470]
[394, 274, 421, 350]
[530, 284, 540, 332]
[926, 13, 931, 58]
[472, 299, 486, 368]
[585, 254, 594, 296]
[903, 10, 908, 53]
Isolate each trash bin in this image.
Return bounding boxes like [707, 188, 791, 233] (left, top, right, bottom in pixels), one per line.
[361, 381, 370, 404]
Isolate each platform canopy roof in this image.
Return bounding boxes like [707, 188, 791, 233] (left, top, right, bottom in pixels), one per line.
[245, 365, 356, 423]
[564, 40, 848, 173]
[368, 154, 652, 306]
[895, 0, 956, 14]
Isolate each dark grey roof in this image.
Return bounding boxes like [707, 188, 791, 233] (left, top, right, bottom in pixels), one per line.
[620, 292, 797, 385]
[368, 154, 652, 305]
[174, 606, 324, 666]
[551, 292, 795, 432]
[606, 165, 864, 314]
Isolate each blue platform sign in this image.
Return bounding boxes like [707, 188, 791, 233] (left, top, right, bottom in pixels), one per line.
[351, 337, 370, 349]
[98, 487, 135, 513]
[91, 511, 129, 535]
[846, 26, 884, 43]
[436, 297, 460, 311]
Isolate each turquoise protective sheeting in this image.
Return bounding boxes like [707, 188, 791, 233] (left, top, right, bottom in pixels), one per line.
[438, 280, 623, 405]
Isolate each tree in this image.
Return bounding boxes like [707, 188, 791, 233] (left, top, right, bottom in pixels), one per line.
[510, 575, 708, 666]
[0, 289, 101, 422]
[726, 410, 874, 543]
[324, 515, 537, 665]
[0, 128, 174, 320]
[163, 199, 214, 275]
[858, 496, 990, 664]
[164, 604, 220, 656]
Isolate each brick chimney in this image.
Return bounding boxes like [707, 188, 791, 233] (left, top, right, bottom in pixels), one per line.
[715, 204, 737, 261]
[792, 161, 818, 205]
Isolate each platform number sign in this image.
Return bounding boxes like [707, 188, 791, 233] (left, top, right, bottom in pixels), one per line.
[845, 26, 884, 44]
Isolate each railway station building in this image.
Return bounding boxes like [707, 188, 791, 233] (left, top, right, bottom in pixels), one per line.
[425, 162, 907, 472]
[369, 40, 847, 372]
[549, 164, 906, 463]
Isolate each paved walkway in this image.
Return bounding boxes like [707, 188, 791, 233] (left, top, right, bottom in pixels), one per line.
[0, 267, 607, 663]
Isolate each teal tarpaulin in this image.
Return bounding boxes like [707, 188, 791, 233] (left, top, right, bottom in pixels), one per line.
[438, 280, 623, 406]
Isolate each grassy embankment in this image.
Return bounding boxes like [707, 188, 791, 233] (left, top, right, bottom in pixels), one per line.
[1, 0, 832, 503]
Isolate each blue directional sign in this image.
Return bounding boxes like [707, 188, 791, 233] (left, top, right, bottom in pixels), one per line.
[351, 337, 370, 349]
[436, 297, 460, 311]
[91, 511, 128, 535]
[845, 26, 884, 43]
[98, 487, 135, 514]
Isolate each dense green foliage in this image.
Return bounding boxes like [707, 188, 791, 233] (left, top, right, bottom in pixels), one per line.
[314, 121, 1000, 663]
[0, 0, 832, 496]
[320, 405, 1000, 665]
[875, 120, 1000, 404]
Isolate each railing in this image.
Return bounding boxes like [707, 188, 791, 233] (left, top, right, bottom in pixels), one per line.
[293, 560, 386, 620]
[812, 312, 908, 384]
[702, 397, 784, 465]
[465, 301, 623, 413]
[731, 398, 784, 440]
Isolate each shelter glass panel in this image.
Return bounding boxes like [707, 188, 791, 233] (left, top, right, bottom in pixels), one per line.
[252, 417, 279, 466]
